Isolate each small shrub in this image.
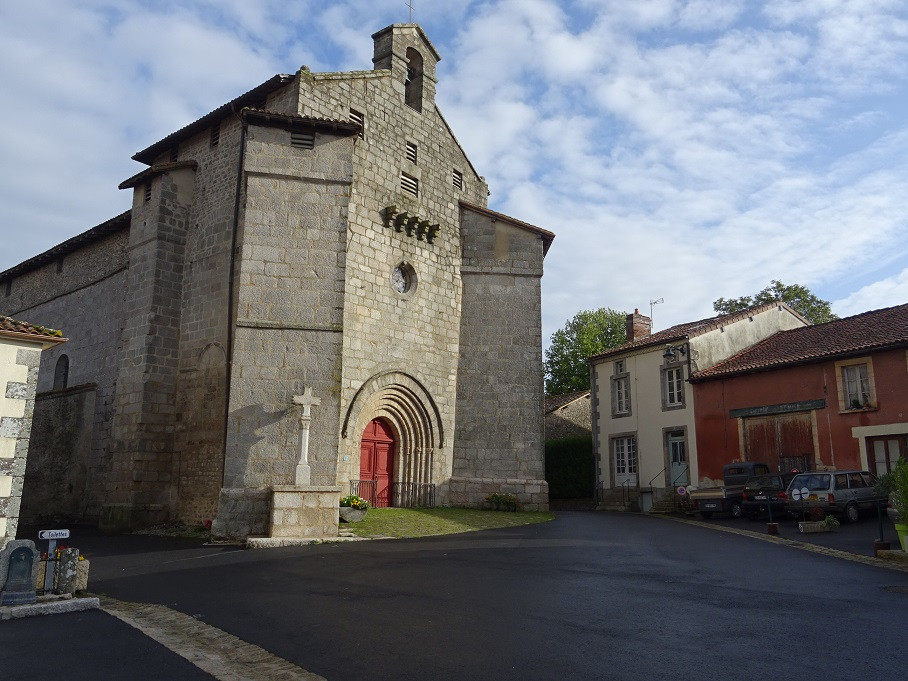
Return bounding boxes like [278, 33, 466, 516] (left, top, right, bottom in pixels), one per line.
[822, 514, 840, 530]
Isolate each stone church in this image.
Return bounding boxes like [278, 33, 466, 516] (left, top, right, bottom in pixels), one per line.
[0, 25, 553, 538]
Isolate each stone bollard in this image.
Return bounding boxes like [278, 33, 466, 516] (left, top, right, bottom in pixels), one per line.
[0, 540, 39, 606]
[56, 548, 80, 595]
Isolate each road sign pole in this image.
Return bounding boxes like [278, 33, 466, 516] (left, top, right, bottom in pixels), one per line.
[43, 539, 56, 592]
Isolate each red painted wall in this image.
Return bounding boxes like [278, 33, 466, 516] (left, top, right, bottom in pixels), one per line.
[692, 348, 908, 481]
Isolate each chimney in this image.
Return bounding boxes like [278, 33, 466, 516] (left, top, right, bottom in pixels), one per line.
[626, 309, 652, 342]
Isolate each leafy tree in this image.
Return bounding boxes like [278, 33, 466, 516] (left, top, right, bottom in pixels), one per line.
[713, 280, 838, 325]
[545, 308, 627, 395]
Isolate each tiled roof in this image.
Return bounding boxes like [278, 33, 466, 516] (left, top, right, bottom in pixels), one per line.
[589, 301, 803, 362]
[544, 390, 590, 414]
[691, 303, 908, 381]
[0, 211, 130, 282]
[0, 316, 66, 342]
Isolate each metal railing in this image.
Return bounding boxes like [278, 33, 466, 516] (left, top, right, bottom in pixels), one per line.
[349, 480, 435, 508]
[393, 482, 436, 508]
[349, 479, 378, 507]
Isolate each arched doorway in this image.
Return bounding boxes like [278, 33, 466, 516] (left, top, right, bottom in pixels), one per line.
[360, 418, 395, 507]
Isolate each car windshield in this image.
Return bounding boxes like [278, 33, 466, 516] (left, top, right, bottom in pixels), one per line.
[791, 473, 830, 491]
[745, 476, 779, 491]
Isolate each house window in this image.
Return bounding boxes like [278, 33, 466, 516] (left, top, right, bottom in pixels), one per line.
[610, 360, 630, 417]
[169, 146, 178, 162]
[662, 366, 685, 409]
[210, 122, 220, 147]
[406, 141, 418, 164]
[836, 358, 875, 410]
[453, 169, 463, 190]
[613, 436, 638, 476]
[144, 183, 152, 203]
[349, 109, 365, 139]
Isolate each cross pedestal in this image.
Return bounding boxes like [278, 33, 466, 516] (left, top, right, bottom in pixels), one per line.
[291, 387, 321, 486]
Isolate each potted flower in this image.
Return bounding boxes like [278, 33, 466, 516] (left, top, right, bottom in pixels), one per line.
[339, 494, 370, 523]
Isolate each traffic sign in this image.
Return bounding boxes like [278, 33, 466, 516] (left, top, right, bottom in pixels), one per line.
[791, 487, 809, 501]
[677, 486, 687, 496]
[38, 529, 70, 540]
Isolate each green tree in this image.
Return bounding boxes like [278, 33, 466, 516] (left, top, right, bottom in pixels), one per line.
[545, 308, 627, 395]
[713, 280, 838, 325]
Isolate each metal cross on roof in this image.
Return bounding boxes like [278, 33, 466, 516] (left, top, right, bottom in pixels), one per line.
[407, 0, 414, 22]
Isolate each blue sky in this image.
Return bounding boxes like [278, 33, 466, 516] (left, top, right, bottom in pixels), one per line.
[2, 0, 907, 345]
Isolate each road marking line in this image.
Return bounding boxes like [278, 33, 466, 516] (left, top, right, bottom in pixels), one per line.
[99, 596, 325, 681]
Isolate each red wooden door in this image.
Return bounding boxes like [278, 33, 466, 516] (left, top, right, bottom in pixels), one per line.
[360, 418, 395, 507]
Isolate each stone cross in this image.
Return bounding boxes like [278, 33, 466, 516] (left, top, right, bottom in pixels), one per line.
[291, 387, 321, 485]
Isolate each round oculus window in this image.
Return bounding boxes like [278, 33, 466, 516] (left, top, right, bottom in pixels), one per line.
[391, 264, 415, 294]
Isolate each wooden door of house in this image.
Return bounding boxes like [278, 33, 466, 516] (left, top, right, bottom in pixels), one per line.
[743, 413, 814, 472]
[360, 418, 395, 507]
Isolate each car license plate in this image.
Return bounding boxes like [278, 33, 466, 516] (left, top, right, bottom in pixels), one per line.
[755, 495, 767, 500]
[702, 501, 719, 510]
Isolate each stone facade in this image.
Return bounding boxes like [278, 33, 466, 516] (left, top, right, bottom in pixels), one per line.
[0, 24, 553, 537]
[544, 391, 592, 441]
[0, 319, 65, 549]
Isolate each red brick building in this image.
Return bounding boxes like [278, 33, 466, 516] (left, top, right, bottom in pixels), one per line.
[690, 304, 908, 482]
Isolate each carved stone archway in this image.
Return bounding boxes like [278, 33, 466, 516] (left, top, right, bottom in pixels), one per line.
[341, 372, 442, 501]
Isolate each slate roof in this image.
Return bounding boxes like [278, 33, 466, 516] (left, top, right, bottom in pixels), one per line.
[0, 211, 131, 282]
[459, 201, 555, 255]
[133, 74, 295, 164]
[690, 303, 908, 382]
[589, 301, 804, 362]
[544, 390, 590, 415]
[0, 316, 66, 343]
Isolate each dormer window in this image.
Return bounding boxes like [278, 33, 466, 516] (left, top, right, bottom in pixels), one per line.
[405, 47, 424, 112]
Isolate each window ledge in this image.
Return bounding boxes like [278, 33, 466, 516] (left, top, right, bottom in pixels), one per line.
[839, 405, 877, 415]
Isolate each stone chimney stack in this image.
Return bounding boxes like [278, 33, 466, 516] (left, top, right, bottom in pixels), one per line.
[625, 309, 652, 342]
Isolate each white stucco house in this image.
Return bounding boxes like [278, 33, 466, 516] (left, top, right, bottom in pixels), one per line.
[589, 303, 807, 512]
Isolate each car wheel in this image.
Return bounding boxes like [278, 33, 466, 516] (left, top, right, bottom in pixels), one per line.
[700, 511, 713, 520]
[844, 502, 860, 524]
[730, 502, 744, 519]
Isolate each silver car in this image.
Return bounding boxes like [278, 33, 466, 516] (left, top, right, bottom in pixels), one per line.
[784, 470, 884, 523]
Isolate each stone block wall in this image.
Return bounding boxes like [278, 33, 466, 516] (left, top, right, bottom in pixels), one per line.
[453, 207, 549, 510]
[0, 342, 42, 549]
[0, 230, 127, 525]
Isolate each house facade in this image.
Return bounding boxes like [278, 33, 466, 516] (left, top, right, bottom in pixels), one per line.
[690, 303, 908, 480]
[590, 303, 807, 509]
[0, 317, 65, 549]
[544, 390, 591, 440]
[0, 24, 553, 538]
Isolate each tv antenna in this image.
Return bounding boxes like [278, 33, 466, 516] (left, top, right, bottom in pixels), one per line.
[649, 298, 664, 324]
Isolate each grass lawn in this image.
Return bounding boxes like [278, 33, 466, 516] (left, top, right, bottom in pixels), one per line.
[344, 507, 555, 538]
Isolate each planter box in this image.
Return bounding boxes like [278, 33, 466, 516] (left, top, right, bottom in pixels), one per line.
[339, 507, 367, 523]
[798, 521, 833, 534]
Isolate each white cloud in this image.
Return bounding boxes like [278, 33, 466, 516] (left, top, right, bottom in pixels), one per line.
[834, 269, 908, 316]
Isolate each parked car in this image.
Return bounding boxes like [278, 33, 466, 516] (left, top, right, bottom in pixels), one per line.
[784, 470, 884, 522]
[690, 462, 771, 519]
[741, 472, 797, 520]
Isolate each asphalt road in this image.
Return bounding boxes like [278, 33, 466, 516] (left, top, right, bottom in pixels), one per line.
[3, 512, 908, 680]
